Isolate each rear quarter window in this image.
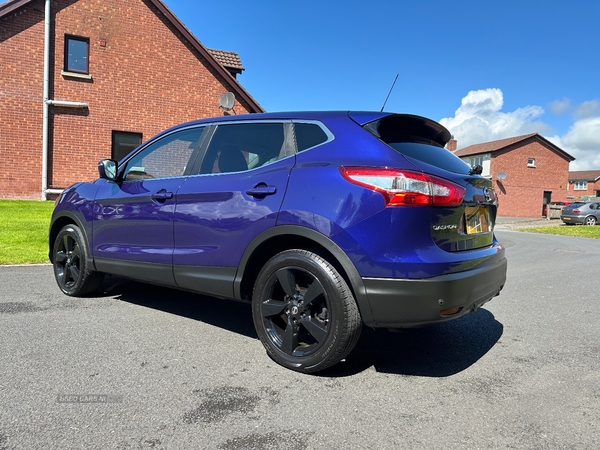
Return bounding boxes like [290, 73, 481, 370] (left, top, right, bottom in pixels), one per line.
[294, 122, 329, 151]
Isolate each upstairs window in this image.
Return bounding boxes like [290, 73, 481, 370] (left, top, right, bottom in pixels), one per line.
[469, 156, 483, 168]
[65, 35, 89, 74]
[527, 158, 536, 168]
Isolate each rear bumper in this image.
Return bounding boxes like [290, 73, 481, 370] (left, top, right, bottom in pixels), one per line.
[362, 257, 507, 328]
[560, 215, 584, 224]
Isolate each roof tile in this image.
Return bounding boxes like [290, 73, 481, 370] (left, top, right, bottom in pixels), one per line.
[453, 133, 538, 157]
[568, 170, 600, 182]
[207, 48, 244, 71]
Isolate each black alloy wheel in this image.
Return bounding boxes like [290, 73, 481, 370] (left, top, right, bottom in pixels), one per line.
[53, 224, 103, 296]
[252, 249, 362, 373]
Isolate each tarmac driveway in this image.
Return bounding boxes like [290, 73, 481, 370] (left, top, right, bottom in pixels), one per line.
[0, 230, 598, 449]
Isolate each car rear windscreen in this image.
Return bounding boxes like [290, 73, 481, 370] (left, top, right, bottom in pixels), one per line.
[363, 115, 471, 174]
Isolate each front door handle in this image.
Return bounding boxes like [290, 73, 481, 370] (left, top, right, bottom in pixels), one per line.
[246, 185, 277, 198]
[151, 190, 174, 201]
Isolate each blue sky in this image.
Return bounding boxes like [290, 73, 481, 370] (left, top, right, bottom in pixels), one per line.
[163, 0, 600, 170]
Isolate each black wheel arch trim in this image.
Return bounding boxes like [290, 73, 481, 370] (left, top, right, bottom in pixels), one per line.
[49, 211, 93, 267]
[233, 225, 375, 326]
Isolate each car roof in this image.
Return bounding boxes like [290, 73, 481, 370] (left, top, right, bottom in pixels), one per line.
[149, 111, 391, 142]
[180, 111, 389, 126]
[151, 111, 452, 147]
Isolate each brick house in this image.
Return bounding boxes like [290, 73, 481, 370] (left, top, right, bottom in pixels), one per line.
[0, 0, 263, 200]
[567, 170, 600, 199]
[452, 133, 575, 217]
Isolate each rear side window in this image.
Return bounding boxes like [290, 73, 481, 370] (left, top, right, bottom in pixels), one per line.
[200, 123, 287, 174]
[364, 115, 471, 174]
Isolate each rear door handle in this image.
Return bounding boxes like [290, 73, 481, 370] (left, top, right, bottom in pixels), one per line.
[246, 185, 277, 198]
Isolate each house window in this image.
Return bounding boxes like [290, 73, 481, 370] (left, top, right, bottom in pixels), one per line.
[112, 131, 143, 161]
[469, 156, 483, 168]
[65, 35, 90, 74]
[574, 181, 588, 191]
[527, 158, 536, 167]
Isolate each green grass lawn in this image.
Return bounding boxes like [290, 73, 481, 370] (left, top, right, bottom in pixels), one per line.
[0, 199, 55, 264]
[519, 224, 600, 239]
[1, 199, 599, 265]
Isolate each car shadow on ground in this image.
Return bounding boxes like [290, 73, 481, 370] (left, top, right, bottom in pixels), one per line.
[104, 277, 257, 339]
[322, 308, 503, 377]
[106, 278, 503, 378]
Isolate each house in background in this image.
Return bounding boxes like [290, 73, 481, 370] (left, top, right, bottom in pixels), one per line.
[0, 0, 263, 200]
[452, 133, 575, 217]
[568, 170, 600, 199]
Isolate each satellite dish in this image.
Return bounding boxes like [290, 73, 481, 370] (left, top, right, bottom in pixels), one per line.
[496, 172, 507, 180]
[219, 92, 235, 111]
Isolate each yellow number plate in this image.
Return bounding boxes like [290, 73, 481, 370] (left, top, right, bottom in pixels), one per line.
[465, 206, 492, 234]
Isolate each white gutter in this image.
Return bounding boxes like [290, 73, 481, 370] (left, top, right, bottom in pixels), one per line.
[41, 0, 88, 200]
[45, 188, 64, 195]
[46, 100, 88, 108]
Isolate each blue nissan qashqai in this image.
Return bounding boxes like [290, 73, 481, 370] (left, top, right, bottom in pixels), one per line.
[50, 111, 507, 373]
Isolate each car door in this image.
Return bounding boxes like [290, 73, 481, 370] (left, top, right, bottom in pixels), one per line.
[92, 126, 206, 285]
[173, 121, 295, 298]
[590, 203, 600, 221]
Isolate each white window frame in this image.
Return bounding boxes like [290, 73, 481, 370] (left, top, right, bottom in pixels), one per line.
[469, 156, 483, 168]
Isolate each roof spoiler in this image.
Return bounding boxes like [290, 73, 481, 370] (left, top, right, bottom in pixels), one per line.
[359, 113, 452, 147]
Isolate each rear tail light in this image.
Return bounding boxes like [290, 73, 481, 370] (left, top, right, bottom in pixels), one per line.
[573, 209, 581, 213]
[340, 167, 465, 207]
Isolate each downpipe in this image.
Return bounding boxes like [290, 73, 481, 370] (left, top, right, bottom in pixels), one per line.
[41, 0, 88, 200]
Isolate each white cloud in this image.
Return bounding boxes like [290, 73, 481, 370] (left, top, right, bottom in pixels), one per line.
[439, 88, 548, 148]
[574, 100, 600, 119]
[549, 116, 600, 170]
[440, 89, 600, 170]
[549, 98, 571, 115]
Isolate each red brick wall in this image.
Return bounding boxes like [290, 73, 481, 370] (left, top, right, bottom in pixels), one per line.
[0, 0, 46, 198]
[0, 0, 253, 199]
[491, 139, 570, 217]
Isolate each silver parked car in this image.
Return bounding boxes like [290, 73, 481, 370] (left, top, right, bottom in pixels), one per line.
[560, 202, 600, 225]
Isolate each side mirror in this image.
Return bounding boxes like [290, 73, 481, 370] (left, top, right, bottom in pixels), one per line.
[98, 159, 118, 181]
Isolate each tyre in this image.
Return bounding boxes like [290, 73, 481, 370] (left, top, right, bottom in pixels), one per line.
[584, 216, 597, 226]
[252, 249, 362, 373]
[52, 224, 103, 296]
